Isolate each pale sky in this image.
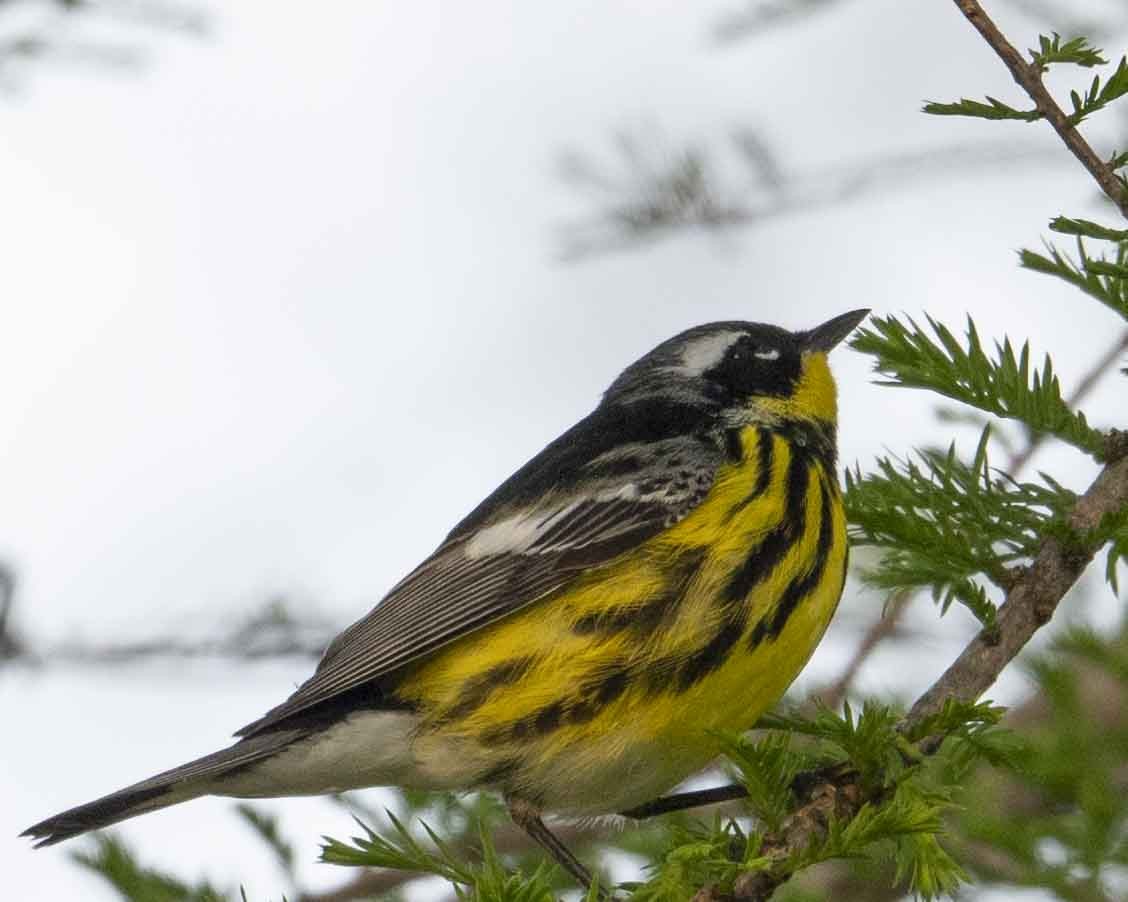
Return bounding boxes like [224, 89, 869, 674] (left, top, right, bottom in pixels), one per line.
[2, 1, 1126, 899]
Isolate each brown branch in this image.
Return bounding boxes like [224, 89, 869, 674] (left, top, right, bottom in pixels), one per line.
[905, 450, 1128, 729]
[725, 449, 1128, 901]
[813, 4, 1128, 705]
[321, 9, 1128, 895]
[813, 588, 913, 711]
[714, 67, 1128, 888]
[727, 769, 865, 902]
[951, 0, 1128, 221]
[785, 635, 1128, 902]
[819, 325, 1128, 708]
[296, 327, 1128, 902]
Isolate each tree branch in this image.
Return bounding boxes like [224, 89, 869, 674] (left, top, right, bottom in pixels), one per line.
[906, 449, 1128, 730]
[308, 6, 1128, 900]
[302, 325, 1128, 902]
[725, 447, 1128, 901]
[820, 325, 1128, 708]
[951, 0, 1128, 221]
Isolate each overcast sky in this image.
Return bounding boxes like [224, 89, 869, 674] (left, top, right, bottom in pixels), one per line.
[3, 1, 1126, 899]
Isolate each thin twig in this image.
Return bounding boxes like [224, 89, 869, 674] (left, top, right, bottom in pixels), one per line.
[951, 0, 1128, 221]
[815, 588, 913, 710]
[906, 451, 1128, 728]
[314, 448, 1128, 902]
[310, 8, 1128, 898]
[721, 10, 1128, 887]
[622, 784, 751, 820]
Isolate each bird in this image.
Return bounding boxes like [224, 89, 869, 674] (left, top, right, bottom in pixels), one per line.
[22, 309, 869, 890]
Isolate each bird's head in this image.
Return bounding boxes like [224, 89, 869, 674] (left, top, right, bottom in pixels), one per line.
[602, 308, 870, 430]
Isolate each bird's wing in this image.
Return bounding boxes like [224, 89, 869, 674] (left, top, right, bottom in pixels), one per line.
[236, 406, 723, 738]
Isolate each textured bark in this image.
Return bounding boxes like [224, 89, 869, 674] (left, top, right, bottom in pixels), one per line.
[725, 450, 1128, 901]
[906, 452, 1128, 731]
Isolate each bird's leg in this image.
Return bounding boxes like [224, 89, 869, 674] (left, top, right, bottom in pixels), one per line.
[619, 783, 749, 820]
[621, 763, 858, 820]
[506, 797, 595, 891]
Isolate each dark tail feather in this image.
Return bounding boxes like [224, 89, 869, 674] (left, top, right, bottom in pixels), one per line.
[21, 784, 184, 848]
[21, 728, 303, 847]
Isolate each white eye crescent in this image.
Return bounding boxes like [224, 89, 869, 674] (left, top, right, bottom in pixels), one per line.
[754, 349, 780, 361]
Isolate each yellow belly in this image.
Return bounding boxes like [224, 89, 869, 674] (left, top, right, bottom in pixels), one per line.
[395, 428, 847, 814]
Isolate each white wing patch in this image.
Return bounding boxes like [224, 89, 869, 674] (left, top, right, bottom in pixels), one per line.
[464, 483, 647, 560]
[464, 505, 577, 558]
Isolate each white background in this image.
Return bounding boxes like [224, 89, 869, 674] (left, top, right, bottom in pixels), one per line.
[2, 1, 1125, 899]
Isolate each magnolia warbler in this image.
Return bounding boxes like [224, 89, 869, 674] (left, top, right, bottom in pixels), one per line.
[23, 309, 868, 888]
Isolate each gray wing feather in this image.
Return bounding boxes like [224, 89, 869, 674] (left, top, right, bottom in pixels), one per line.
[236, 438, 721, 738]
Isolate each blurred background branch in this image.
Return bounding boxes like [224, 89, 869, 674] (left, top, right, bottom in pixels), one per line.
[0, 587, 333, 668]
[0, 0, 208, 91]
[555, 134, 1064, 260]
[0, 562, 21, 661]
[711, 0, 1128, 45]
[556, 0, 1128, 261]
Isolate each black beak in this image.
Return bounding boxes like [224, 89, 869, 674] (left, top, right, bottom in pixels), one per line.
[802, 308, 871, 352]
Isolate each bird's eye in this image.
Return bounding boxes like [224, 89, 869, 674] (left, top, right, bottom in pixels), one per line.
[701, 334, 799, 400]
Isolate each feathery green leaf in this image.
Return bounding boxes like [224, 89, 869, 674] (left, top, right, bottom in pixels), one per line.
[1065, 56, 1128, 123]
[1049, 216, 1128, 242]
[72, 835, 227, 902]
[233, 805, 295, 877]
[1020, 239, 1128, 322]
[717, 732, 818, 832]
[851, 315, 1107, 458]
[844, 429, 1075, 626]
[922, 96, 1040, 121]
[1029, 33, 1107, 70]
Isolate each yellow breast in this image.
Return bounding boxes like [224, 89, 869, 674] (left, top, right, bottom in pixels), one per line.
[395, 425, 848, 814]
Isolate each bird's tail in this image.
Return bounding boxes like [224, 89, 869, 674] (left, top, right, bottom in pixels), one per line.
[21, 728, 302, 847]
[21, 781, 193, 848]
